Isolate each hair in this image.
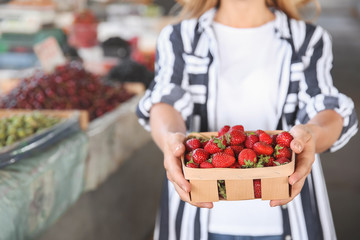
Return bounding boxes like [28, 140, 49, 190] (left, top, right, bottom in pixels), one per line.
[176, 0, 320, 20]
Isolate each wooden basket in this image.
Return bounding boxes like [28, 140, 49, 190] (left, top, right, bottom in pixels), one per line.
[181, 131, 295, 202]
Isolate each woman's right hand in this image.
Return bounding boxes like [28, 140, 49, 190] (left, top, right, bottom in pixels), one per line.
[164, 132, 213, 208]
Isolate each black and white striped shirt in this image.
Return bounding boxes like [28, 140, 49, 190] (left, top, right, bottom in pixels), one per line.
[136, 8, 358, 240]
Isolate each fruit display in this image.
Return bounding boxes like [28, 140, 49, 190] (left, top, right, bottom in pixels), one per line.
[0, 112, 61, 148]
[184, 125, 293, 169]
[182, 125, 295, 202]
[0, 62, 134, 121]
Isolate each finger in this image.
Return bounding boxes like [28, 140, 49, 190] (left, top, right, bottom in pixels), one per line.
[172, 181, 191, 202]
[288, 142, 315, 186]
[173, 182, 213, 208]
[164, 155, 191, 193]
[270, 175, 307, 207]
[170, 133, 186, 157]
[289, 125, 312, 154]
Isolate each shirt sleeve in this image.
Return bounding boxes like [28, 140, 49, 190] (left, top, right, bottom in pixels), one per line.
[296, 25, 358, 152]
[136, 24, 193, 131]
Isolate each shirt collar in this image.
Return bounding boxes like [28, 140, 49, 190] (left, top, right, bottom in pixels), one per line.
[198, 7, 291, 40]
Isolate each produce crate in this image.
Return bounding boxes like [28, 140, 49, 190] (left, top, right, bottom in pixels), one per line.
[182, 131, 295, 202]
[84, 95, 151, 191]
[0, 109, 89, 169]
[0, 109, 89, 130]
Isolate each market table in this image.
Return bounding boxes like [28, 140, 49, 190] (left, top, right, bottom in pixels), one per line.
[85, 94, 152, 191]
[0, 132, 88, 240]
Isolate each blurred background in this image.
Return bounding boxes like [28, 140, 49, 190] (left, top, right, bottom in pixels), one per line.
[0, 0, 358, 240]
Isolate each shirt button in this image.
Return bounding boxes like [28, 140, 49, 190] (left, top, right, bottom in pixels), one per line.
[285, 235, 292, 240]
[282, 204, 287, 209]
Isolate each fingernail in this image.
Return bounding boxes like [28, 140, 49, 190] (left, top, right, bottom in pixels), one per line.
[290, 179, 296, 185]
[175, 145, 181, 151]
[294, 142, 302, 152]
[182, 186, 188, 193]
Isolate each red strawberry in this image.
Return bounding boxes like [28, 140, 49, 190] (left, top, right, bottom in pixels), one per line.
[185, 152, 193, 163]
[229, 162, 241, 168]
[225, 129, 246, 146]
[186, 162, 199, 168]
[253, 142, 274, 156]
[259, 132, 273, 145]
[204, 137, 226, 154]
[238, 149, 257, 168]
[224, 146, 235, 157]
[218, 180, 227, 199]
[264, 156, 276, 167]
[273, 157, 291, 166]
[212, 152, 236, 168]
[254, 179, 262, 198]
[192, 148, 210, 164]
[274, 144, 291, 159]
[276, 131, 293, 148]
[271, 134, 278, 146]
[245, 134, 259, 149]
[230, 145, 244, 156]
[185, 138, 201, 152]
[201, 139, 209, 148]
[255, 129, 265, 136]
[230, 125, 244, 132]
[218, 125, 230, 136]
[200, 161, 214, 168]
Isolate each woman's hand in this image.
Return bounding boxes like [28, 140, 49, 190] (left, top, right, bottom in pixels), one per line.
[270, 124, 316, 207]
[163, 132, 213, 209]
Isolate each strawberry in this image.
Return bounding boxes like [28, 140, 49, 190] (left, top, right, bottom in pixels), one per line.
[185, 151, 193, 163]
[224, 146, 235, 157]
[263, 156, 276, 167]
[245, 134, 259, 149]
[212, 152, 236, 168]
[271, 134, 278, 146]
[192, 148, 210, 164]
[230, 125, 244, 132]
[230, 145, 244, 156]
[273, 157, 291, 166]
[218, 125, 230, 136]
[255, 129, 265, 136]
[200, 161, 214, 168]
[253, 142, 274, 156]
[258, 132, 273, 145]
[185, 138, 201, 152]
[238, 149, 257, 168]
[276, 131, 293, 148]
[186, 162, 199, 168]
[229, 162, 241, 168]
[218, 180, 227, 200]
[204, 137, 226, 154]
[225, 129, 246, 146]
[274, 144, 291, 159]
[201, 139, 209, 148]
[254, 179, 262, 198]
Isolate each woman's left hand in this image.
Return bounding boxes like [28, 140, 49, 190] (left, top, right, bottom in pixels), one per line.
[270, 124, 316, 207]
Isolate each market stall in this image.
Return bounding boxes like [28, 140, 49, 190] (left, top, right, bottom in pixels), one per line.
[0, 0, 163, 238]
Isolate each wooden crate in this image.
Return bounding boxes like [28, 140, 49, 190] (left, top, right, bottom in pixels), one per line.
[0, 109, 89, 130]
[182, 131, 295, 202]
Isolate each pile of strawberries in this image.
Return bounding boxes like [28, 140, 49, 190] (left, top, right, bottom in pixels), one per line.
[184, 125, 293, 169]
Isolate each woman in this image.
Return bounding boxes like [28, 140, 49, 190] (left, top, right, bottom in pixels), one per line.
[136, 0, 358, 239]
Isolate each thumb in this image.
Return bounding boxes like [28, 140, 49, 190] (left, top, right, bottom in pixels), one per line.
[289, 125, 312, 154]
[171, 132, 186, 157]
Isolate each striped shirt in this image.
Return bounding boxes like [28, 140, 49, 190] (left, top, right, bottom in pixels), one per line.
[136, 8, 358, 240]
